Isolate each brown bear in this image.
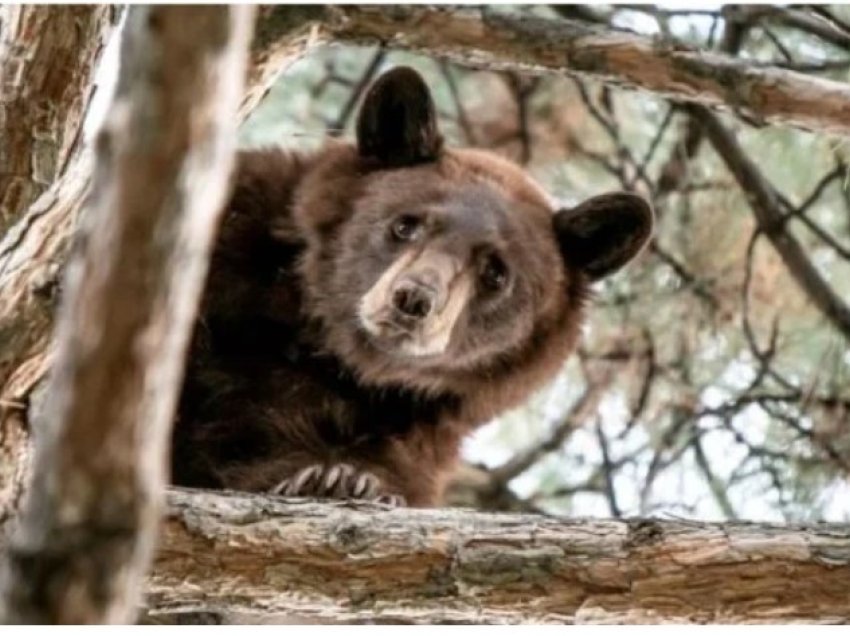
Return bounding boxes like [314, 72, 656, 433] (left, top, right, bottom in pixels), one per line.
[171, 66, 653, 507]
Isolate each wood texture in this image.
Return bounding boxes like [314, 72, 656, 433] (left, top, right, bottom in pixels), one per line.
[253, 6, 850, 137]
[146, 489, 850, 624]
[0, 6, 253, 623]
[0, 6, 116, 234]
[0, 4, 119, 534]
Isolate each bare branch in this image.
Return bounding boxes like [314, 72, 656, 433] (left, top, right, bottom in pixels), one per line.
[327, 48, 386, 136]
[281, 6, 850, 137]
[745, 6, 850, 51]
[438, 61, 478, 146]
[695, 105, 850, 341]
[490, 371, 612, 484]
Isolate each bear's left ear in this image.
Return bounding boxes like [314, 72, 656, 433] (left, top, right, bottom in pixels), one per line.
[553, 192, 654, 281]
[356, 66, 443, 167]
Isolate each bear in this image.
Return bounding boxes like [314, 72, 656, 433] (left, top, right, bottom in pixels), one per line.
[171, 66, 654, 507]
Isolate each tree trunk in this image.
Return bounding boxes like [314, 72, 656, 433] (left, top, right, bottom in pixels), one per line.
[0, 6, 252, 623]
[0, 5, 117, 233]
[0, 5, 119, 532]
[0, 6, 325, 531]
[143, 489, 850, 624]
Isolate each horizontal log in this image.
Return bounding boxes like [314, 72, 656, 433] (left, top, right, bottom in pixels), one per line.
[147, 488, 850, 624]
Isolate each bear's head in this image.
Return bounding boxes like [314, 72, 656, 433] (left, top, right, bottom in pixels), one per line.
[293, 67, 653, 401]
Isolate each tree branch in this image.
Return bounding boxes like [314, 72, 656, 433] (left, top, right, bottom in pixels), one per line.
[270, 6, 850, 137]
[0, 6, 253, 623]
[490, 372, 612, 484]
[694, 105, 850, 341]
[144, 488, 850, 624]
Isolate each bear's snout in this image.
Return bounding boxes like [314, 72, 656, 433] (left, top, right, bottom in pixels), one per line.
[357, 249, 472, 359]
[392, 280, 435, 321]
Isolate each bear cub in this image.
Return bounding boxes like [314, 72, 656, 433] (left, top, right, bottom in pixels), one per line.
[172, 67, 654, 506]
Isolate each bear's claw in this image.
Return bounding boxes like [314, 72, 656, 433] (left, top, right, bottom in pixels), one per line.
[270, 463, 405, 506]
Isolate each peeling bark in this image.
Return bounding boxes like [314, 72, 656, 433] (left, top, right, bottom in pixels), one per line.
[144, 489, 850, 625]
[0, 6, 298, 532]
[0, 6, 253, 623]
[0, 154, 91, 534]
[0, 5, 117, 233]
[0, 4, 119, 532]
[253, 6, 850, 137]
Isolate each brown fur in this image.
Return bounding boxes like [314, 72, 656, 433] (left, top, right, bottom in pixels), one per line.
[172, 68, 652, 506]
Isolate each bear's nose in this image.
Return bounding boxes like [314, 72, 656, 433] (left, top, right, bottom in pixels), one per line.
[392, 282, 434, 320]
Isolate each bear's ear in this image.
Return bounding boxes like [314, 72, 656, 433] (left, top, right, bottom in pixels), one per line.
[356, 66, 443, 167]
[553, 192, 654, 281]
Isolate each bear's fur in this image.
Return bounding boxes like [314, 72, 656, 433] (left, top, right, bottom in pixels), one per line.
[172, 67, 653, 506]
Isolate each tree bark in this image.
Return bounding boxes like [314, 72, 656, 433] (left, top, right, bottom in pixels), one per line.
[0, 5, 117, 234]
[0, 3, 120, 534]
[260, 6, 850, 137]
[0, 156, 90, 534]
[0, 5, 252, 624]
[0, 5, 320, 531]
[143, 489, 850, 624]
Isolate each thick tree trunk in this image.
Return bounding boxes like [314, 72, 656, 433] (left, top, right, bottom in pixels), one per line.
[0, 7, 118, 529]
[144, 489, 850, 624]
[0, 5, 117, 233]
[0, 6, 252, 623]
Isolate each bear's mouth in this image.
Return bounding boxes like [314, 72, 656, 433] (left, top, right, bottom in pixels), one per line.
[358, 311, 446, 360]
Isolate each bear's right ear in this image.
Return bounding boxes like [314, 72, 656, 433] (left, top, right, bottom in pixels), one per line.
[553, 192, 654, 281]
[356, 66, 443, 167]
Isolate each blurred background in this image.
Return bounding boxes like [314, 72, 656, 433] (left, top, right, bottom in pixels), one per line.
[236, 5, 849, 523]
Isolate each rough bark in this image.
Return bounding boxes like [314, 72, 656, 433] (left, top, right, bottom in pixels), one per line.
[0, 6, 319, 530]
[0, 5, 253, 624]
[0, 4, 120, 534]
[0, 155, 91, 534]
[252, 6, 850, 137]
[0, 5, 294, 532]
[0, 5, 117, 234]
[143, 489, 850, 624]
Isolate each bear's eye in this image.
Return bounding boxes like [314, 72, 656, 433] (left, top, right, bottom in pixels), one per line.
[480, 253, 509, 293]
[391, 215, 422, 242]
